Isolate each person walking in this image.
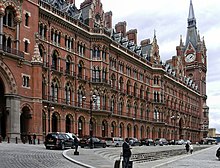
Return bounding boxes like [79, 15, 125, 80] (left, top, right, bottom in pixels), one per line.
[74, 136, 79, 155]
[28, 132, 32, 144]
[189, 143, 193, 154]
[185, 142, 190, 154]
[122, 138, 131, 168]
[33, 133, 36, 145]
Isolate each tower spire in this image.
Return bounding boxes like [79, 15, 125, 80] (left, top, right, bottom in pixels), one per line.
[185, 0, 197, 49]
[187, 0, 196, 28]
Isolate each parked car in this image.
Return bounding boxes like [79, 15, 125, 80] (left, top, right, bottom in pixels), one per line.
[80, 137, 107, 148]
[105, 137, 124, 147]
[140, 138, 155, 146]
[155, 138, 168, 146]
[128, 137, 141, 146]
[44, 132, 74, 150]
[66, 133, 80, 141]
[177, 139, 185, 145]
[203, 138, 217, 145]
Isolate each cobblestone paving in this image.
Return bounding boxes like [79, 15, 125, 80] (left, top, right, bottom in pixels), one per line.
[0, 143, 83, 168]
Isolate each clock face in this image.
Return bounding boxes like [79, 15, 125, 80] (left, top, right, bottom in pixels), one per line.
[185, 53, 196, 63]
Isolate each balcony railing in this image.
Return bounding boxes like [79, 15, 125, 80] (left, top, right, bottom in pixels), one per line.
[0, 45, 24, 58]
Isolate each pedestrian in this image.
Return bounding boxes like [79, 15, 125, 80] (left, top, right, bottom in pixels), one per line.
[74, 136, 79, 154]
[189, 143, 193, 154]
[122, 138, 131, 168]
[185, 142, 190, 154]
[33, 133, 36, 145]
[28, 132, 32, 144]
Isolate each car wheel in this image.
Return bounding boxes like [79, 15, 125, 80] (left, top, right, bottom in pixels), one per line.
[46, 146, 50, 149]
[61, 143, 65, 150]
[103, 144, 106, 148]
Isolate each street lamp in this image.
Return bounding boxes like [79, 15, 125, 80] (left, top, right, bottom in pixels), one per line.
[82, 94, 97, 149]
[44, 104, 54, 133]
[171, 115, 179, 140]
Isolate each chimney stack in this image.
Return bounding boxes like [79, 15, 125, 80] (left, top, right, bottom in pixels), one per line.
[115, 21, 127, 37]
[104, 11, 112, 29]
[127, 29, 137, 44]
[141, 39, 151, 47]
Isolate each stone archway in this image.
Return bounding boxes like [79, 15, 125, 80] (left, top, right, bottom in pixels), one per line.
[0, 77, 7, 140]
[52, 112, 60, 132]
[20, 106, 32, 142]
[179, 118, 184, 139]
[101, 120, 108, 138]
[78, 116, 85, 137]
[0, 60, 19, 140]
[66, 114, 73, 133]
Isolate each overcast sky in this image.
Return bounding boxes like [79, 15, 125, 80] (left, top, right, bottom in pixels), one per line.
[76, 0, 220, 133]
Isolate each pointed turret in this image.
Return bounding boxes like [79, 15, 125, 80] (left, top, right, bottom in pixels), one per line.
[188, 0, 196, 27]
[185, 0, 197, 50]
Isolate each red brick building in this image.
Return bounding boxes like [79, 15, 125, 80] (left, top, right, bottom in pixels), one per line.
[0, 0, 208, 143]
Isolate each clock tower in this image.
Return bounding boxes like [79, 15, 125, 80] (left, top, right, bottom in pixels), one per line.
[176, 0, 209, 137]
[183, 0, 207, 95]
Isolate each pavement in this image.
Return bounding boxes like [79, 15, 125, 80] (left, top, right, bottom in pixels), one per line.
[62, 145, 212, 168]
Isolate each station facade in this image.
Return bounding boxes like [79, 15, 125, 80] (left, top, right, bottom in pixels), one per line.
[0, 0, 209, 143]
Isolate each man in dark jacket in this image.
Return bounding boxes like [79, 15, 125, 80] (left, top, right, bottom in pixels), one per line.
[122, 138, 131, 168]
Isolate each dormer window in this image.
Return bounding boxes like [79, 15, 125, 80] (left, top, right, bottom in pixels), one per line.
[94, 14, 101, 28]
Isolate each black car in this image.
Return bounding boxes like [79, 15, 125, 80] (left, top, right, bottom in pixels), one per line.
[80, 137, 106, 148]
[140, 138, 155, 146]
[44, 132, 75, 150]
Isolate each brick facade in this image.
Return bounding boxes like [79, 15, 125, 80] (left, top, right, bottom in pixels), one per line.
[0, 0, 208, 143]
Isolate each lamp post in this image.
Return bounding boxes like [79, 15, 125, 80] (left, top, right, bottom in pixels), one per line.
[82, 94, 97, 149]
[171, 115, 179, 140]
[44, 104, 54, 133]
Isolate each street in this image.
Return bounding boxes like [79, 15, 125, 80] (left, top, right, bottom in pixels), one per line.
[0, 142, 219, 168]
[0, 143, 82, 168]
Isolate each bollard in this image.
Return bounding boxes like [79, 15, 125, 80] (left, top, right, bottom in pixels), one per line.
[8, 137, 10, 143]
[0, 136, 2, 143]
[15, 137, 18, 144]
[38, 138, 40, 144]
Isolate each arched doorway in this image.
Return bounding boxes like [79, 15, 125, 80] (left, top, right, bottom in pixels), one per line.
[66, 114, 72, 133]
[119, 123, 124, 138]
[42, 111, 46, 139]
[140, 126, 144, 138]
[134, 125, 138, 138]
[20, 106, 32, 142]
[90, 117, 96, 137]
[127, 124, 131, 138]
[0, 78, 6, 140]
[101, 120, 108, 137]
[52, 112, 59, 132]
[179, 118, 184, 139]
[111, 121, 116, 137]
[78, 116, 84, 137]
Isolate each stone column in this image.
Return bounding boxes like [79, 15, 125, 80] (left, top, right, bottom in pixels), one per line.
[5, 94, 21, 140]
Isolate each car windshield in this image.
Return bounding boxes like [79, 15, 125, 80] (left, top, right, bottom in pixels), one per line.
[46, 134, 57, 139]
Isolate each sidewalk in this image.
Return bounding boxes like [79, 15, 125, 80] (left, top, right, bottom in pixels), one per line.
[62, 145, 212, 168]
[63, 148, 115, 168]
